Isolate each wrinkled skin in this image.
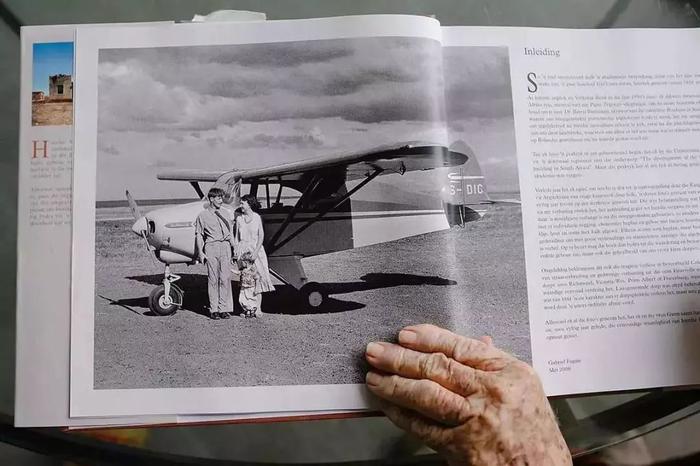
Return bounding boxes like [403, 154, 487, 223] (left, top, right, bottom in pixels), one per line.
[365, 324, 572, 466]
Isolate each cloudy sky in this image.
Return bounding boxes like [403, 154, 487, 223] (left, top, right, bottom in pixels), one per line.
[443, 46, 519, 194]
[33, 41, 73, 94]
[96, 37, 447, 201]
[96, 39, 517, 201]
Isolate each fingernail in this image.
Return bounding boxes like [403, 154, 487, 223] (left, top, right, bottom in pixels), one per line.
[398, 329, 417, 344]
[366, 342, 384, 358]
[366, 371, 381, 387]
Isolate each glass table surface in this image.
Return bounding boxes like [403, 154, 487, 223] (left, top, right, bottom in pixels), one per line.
[1, 0, 700, 463]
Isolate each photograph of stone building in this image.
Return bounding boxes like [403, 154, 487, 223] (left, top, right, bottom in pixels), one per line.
[48, 73, 73, 100]
[32, 42, 73, 126]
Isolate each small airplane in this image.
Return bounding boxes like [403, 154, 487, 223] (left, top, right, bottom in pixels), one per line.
[127, 141, 495, 316]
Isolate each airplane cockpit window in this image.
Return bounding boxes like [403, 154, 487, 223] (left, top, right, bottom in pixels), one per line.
[209, 171, 349, 212]
[264, 183, 300, 212]
[262, 174, 347, 212]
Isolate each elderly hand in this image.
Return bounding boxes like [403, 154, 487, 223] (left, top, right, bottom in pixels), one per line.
[365, 324, 572, 466]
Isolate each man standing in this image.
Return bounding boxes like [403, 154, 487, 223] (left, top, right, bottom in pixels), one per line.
[195, 187, 235, 320]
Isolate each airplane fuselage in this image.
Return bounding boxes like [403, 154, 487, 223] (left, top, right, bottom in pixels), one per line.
[135, 199, 452, 265]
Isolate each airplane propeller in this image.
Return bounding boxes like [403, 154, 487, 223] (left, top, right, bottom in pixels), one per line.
[125, 190, 157, 264]
[126, 189, 143, 220]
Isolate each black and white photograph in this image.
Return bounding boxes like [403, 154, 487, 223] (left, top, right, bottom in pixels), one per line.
[91, 37, 527, 390]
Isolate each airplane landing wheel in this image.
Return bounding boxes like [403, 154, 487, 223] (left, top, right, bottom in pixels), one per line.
[148, 284, 183, 316]
[299, 282, 327, 311]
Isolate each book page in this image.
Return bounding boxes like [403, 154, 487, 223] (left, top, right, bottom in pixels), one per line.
[440, 41, 528, 362]
[15, 24, 181, 428]
[444, 26, 700, 395]
[16, 22, 375, 428]
[71, 15, 448, 417]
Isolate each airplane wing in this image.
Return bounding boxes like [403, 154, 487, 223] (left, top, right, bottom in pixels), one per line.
[157, 142, 469, 184]
[157, 169, 240, 182]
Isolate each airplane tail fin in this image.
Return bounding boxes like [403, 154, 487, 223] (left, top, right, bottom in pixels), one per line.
[441, 141, 490, 227]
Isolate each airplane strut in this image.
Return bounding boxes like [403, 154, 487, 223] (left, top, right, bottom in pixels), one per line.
[266, 169, 383, 255]
[265, 173, 323, 250]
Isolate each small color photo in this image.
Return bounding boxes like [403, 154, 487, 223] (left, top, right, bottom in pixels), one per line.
[32, 41, 74, 126]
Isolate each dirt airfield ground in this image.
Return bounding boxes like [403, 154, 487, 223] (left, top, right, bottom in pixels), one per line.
[93, 204, 530, 389]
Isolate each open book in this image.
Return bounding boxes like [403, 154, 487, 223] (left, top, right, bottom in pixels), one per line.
[16, 15, 700, 428]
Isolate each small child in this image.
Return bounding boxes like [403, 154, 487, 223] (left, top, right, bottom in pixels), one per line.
[238, 251, 259, 318]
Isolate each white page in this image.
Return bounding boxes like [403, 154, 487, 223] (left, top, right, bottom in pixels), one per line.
[15, 24, 182, 428]
[444, 26, 700, 396]
[439, 32, 528, 356]
[71, 15, 444, 417]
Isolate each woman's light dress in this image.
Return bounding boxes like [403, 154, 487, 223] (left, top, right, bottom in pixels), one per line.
[234, 212, 274, 313]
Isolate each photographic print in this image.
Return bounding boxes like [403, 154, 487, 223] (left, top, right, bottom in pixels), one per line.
[32, 42, 73, 126]
[441, 46, 528, 355]
[91, 37, 527, 391]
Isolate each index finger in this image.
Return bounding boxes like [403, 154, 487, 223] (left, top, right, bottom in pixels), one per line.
[365, 342, 481, 396]
[398, 324, 511, 371]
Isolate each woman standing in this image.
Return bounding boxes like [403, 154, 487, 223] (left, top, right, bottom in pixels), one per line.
[233, 194, 274, 317]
